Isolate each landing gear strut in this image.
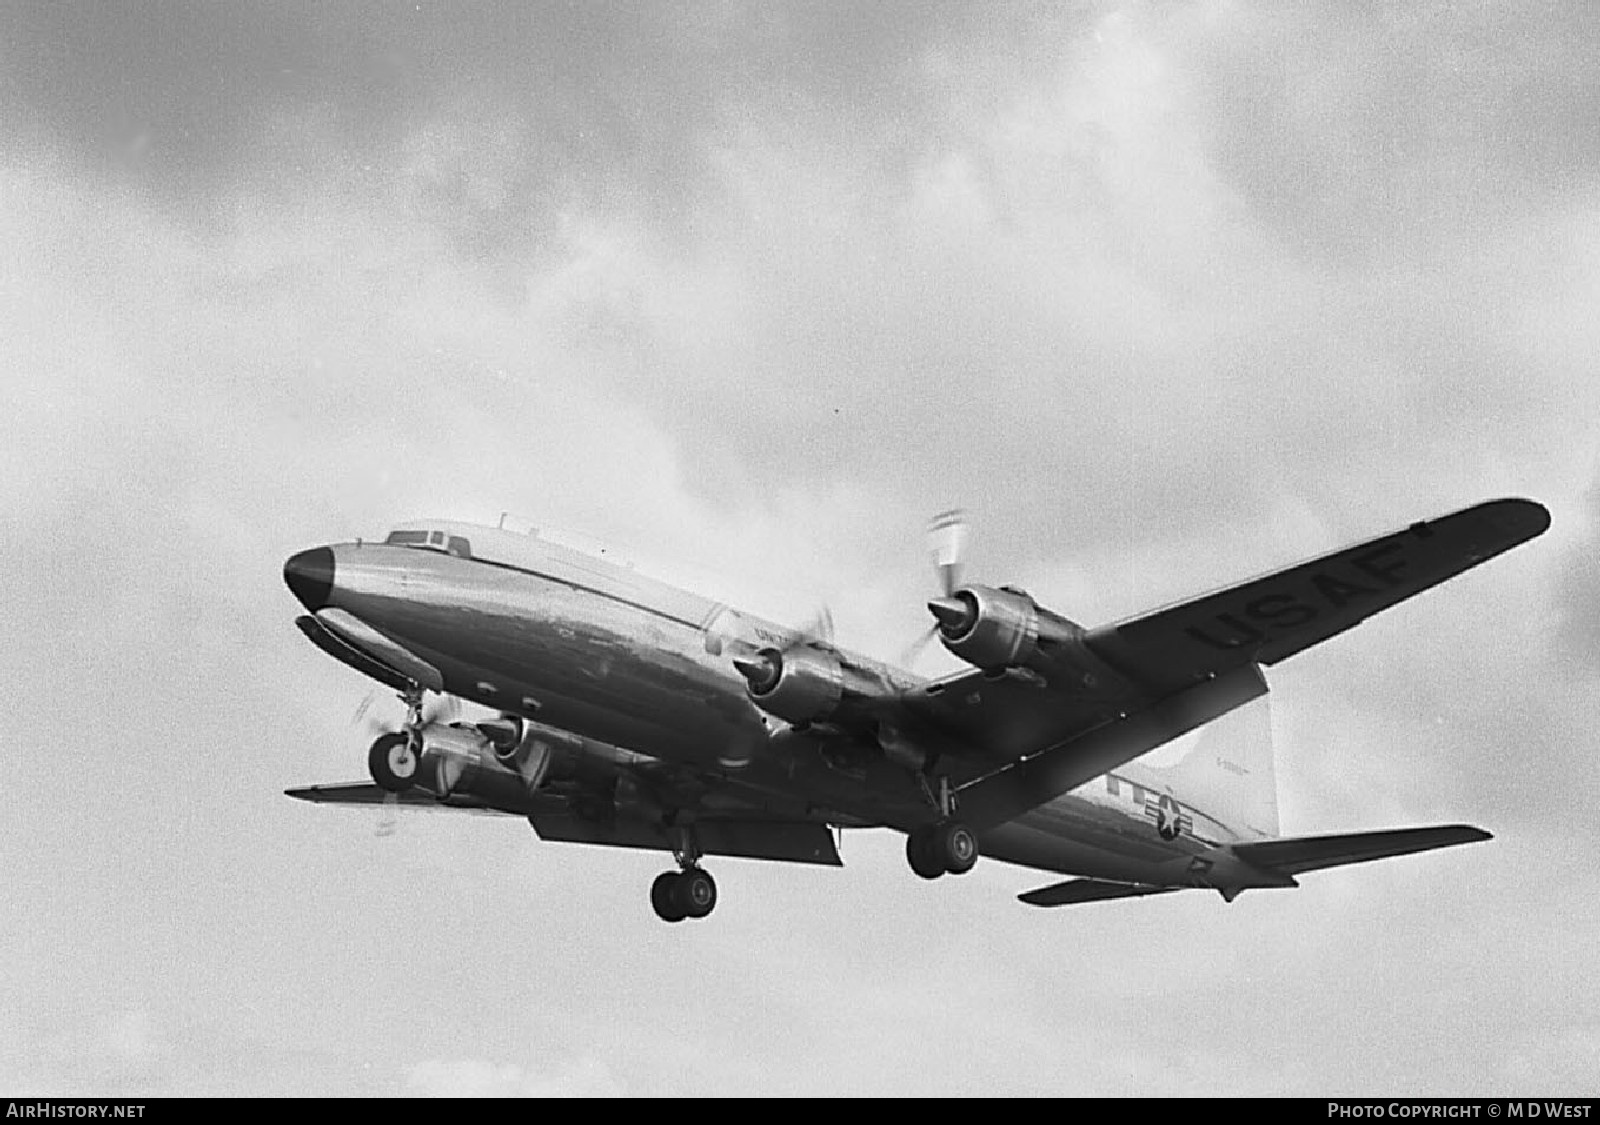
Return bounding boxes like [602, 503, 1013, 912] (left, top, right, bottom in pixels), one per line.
[906, 772, 980, 880]
[650, 826, 718, 923]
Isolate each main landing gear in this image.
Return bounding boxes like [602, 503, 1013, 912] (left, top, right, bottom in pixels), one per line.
[651, 826, 718, 923]
[906, 821, 979, 879]
[905, 773, 980, 880]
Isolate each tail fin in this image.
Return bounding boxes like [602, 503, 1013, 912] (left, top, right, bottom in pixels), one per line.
[1145, 685, 1278, 838]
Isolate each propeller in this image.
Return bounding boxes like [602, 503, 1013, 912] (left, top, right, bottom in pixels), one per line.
[898, 509, 972, 670]
[928, 508, 969, 597]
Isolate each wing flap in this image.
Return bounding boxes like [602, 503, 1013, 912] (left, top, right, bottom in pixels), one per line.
[528, 805, 843, 867]
[1233, 824, 1491, 876]
[1018, 878, 1179, 907]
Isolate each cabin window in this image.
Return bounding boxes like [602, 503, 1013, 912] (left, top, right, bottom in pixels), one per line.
[447, 536, 472, 559]
[385, 530, 429, 546]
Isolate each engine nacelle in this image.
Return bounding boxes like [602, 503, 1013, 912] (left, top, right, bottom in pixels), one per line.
[932, 585, 1047, 669]
[741, 644, 844, 725]
[735, 642, 892, 727]
[414, 723, 522, 805]
[932, 584, 1111, 689]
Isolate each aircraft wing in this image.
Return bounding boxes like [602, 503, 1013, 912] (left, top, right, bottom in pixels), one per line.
[1231, 824, 1492, 876]
[896, 499, 1547, 822]
[285, 783, 842, 866]
[1090, 497, 1549, 692]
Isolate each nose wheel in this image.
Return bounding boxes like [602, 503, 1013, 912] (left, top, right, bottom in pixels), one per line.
[369, 731, 420, 792]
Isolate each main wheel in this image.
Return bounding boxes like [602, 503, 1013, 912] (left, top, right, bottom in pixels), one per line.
[906, 830, 945, 880]
[936, 821, 979, 875]
[369, 732, 420, 792]
[651, 872, 686, 923]
[676, 868, 717, 919]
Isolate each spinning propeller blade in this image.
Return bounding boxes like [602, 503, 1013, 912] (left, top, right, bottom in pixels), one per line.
[928, 509, 969, 597]
[898, 509, 971, 670]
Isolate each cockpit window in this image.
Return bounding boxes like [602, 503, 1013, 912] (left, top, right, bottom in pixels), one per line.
[385, 530, 430, 546]
[447, 536, 472, 559]
[428, 531, 444, 545]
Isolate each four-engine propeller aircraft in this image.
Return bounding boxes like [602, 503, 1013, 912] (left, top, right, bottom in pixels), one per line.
[283, 498, 1548, 922]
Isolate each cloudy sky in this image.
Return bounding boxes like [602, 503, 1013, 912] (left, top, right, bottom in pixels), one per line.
[2, 0, 1597, 1096]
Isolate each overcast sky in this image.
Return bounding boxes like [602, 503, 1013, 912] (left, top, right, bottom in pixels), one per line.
[2, 0, 1596, 1096]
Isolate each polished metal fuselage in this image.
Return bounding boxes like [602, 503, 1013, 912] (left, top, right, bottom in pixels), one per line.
[310, 525, 1262, 888]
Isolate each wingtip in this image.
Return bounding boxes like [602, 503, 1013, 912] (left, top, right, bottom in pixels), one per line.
[1483, 497, 1551, 540]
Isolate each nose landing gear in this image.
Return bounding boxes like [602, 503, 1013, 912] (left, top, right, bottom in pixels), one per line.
[365, 684, 438, 792]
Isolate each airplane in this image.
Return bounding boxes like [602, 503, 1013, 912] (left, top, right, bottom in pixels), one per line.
[282, 498, 1549, 922]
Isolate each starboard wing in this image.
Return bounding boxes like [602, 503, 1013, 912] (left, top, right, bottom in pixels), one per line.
[894, 500, 1547, 818]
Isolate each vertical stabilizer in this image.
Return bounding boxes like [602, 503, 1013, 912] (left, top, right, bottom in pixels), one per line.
[1146, 679, 1279, 839]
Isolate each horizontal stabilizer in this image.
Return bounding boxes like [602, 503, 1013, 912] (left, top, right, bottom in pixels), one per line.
[1018, 878, 1180, 907]
[1233, 824, 1491, 876]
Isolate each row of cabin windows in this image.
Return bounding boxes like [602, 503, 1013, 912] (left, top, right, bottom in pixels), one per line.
[384, 530, 473, 559]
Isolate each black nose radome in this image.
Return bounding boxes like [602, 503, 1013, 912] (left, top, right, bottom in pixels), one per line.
[283, 547, 334, 611]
